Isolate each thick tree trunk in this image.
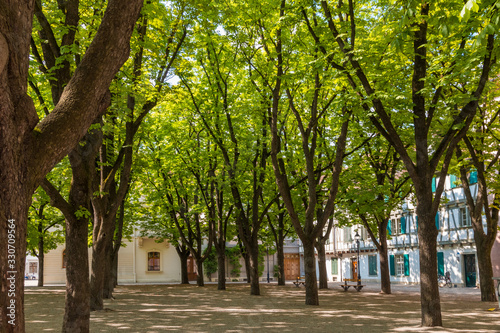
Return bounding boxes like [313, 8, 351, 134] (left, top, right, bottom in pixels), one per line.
[62, 215, 90, 332]
[242, 248, 251, 283]
[89, 214, 115, 311]
[37, 239, 44, 287]
[416, 204, 442, 327]
[0, 198, 29, 332]
[315, 240, 328, 289]
[276, 238, 285, 286]
[102, 238, 114, 299]
[378, 228, 391, 294]
[217, 248, 226, 290]
[475, 236, 497, 302]
[303, 240, 319, 305]
[175, 246, 190, 285]
[196, 259, 205, 287]
[249, 243, 260, 295]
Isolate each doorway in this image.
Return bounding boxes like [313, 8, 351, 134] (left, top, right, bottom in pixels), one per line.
[284, 253, 300, 280]
[464, 254, 476, 287]
[351, 258, 358, 280]
[187, 257, 198, 281]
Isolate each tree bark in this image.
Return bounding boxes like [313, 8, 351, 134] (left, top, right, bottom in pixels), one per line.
[303, 240, 319, 305]
[175, 245, 190, 285]
[416, 203, 442, 327]
[378, 230, 391, 294]
[216, 247, 227, 290]
[248, 241, 261, 295]
[276, 237, 285, 286]
[0, 0, 142, 331]
[315, 240, 328, 289]
[37, 236, 44, 287]
[196, 259, 205, 287]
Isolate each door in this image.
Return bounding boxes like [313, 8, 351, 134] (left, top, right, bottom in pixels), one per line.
[284, 254, 300, 280]
[187, 257, 198, 281]
[351, 258, 358, 280]
[464, 254, 476, 287]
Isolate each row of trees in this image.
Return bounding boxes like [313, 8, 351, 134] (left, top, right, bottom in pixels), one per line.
[1, 0, 498, 332]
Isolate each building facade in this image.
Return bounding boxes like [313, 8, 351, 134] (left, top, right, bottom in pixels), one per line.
[323, 172, 493, 287]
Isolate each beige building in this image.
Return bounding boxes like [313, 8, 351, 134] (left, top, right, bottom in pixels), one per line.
[43, 233, 182, 284]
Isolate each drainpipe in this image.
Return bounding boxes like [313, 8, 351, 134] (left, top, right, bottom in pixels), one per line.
[133, 227, 137, 283]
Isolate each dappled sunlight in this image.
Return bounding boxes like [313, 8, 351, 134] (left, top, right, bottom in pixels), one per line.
[24, 284, 500, 332]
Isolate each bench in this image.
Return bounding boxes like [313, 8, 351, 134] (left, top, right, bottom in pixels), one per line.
[340, 278, 365, 292]
[293, 276, 305, 287]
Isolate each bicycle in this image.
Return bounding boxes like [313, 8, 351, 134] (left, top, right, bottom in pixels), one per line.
[438, 271, 452, 288]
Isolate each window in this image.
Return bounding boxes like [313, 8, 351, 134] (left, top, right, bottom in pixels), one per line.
[148, 251, 160, 271]
[449, 174, 459, 189]
[343, 227, 352, 242]
[331, 258, 338, 275]
[459, 207, 471, 227]
[389, 217, 406, 235]
[368, 255, 378, 276]
[390, 254, 409, 276]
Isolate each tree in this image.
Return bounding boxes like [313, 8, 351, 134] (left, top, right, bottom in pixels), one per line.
[339, 132, 411, 294]
[27, 188, 65, 287]
[455, 89, 500, 301]
[304, 0, 497, 325]
[0, 1, 143, 331]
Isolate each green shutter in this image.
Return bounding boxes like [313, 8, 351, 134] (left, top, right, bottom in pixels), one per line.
[432, 177, 436, 193]
[437, 252, 444, 276]
[404, 254, 410, 276]
[331, 258, 338, 275]
[387, 219, 392, 236]
[369, 255, 377, 276]
[435, 212, 440, 230]
[400, 216, 406, 234]
[390, 255, 395, 276]
[469, 171, 478, 184]
[450, 174, 457, 189]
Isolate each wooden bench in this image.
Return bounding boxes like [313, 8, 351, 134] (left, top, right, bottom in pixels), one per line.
[340, 278, 365, 292]
[293, 276, 305, 287]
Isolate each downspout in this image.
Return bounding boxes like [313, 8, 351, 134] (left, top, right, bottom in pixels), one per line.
[133, 227, 137, 283]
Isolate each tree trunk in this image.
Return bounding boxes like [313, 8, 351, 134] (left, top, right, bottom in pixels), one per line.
[378, 227, 391, 294]
[196, 258, 205, 287]
[276, 238, 285, 286]
[249, 242, 260, 295]
[102, 239, 114, 299]
[175, 246, 190, 285]
[217, 247, 226, 290]
[416, 205, 442, 327]
[62, 215, 91, 332]
[475, 234, 497, 302]
[89, 214, 115, 311]
[315, 240, 328, 289]
[303, 240, 319, 305]
[242, 248, 251, 283]
[37, 238, 44, 287]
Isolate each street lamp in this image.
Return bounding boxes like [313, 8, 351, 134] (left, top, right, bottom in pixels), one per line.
[354, 231, 361, 282]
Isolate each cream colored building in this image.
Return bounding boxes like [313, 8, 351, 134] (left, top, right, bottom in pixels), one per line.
[43, 232, 182, 284]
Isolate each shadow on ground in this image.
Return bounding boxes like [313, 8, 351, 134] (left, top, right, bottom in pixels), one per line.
[25, 284, 499, 332]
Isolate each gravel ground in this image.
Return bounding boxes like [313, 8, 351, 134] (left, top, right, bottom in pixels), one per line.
[24, 281, 499, 333]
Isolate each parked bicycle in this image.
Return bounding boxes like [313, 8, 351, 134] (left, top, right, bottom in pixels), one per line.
[438, 271, 452, 288]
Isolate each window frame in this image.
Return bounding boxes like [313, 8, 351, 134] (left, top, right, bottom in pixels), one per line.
[147, 251, 161, 272]
[459, 207, 471, 228]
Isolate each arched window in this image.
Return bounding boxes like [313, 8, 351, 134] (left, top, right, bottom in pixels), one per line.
[148, 251, 160, 271]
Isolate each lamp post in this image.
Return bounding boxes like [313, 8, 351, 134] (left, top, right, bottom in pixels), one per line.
[267, 246, 270, 283]
[354, 231, 361, 283]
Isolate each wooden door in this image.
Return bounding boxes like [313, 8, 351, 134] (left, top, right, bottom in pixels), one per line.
[284, 253, 300, 280]
[351, 258, 358, 280]
[187, 257, 198, 281]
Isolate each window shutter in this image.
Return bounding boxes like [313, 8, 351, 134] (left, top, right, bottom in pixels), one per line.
[435, 212, 440, 230]
[331, 258, 338, 275]
[390, 255, 395, 276]
[469, 171, 478, 184]
[387, 219, 392, 236]
[400, 216, 406, 234]
[450, 174, 457, 189]
[404, 254, 410, 276]
[437, 252, 444, 276]
[432, 177, 436, 193]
